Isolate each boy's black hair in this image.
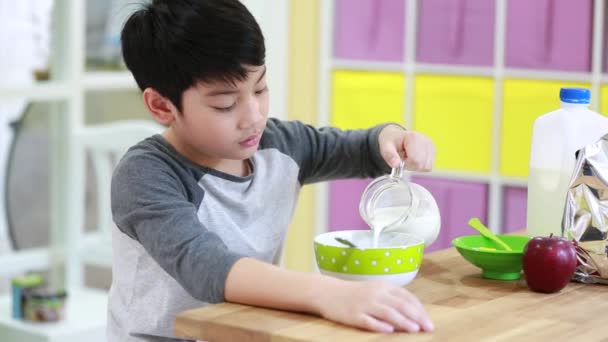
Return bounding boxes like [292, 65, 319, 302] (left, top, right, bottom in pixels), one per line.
[121, 0, 266, 111]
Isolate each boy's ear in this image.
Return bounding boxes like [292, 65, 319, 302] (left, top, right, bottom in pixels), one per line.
[143, 88, 179, 125]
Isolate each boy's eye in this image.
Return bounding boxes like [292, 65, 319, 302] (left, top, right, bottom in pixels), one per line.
[212, 103, 236, 112]
[255, 87, 268, 95]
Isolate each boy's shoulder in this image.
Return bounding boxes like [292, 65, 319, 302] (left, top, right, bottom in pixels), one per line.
[111, 134, 206, 209]
[117, 135, 174, 171]
[113, 134, 203, 186]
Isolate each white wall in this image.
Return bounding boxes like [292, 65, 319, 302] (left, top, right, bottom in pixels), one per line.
[240, 0, 289, 119]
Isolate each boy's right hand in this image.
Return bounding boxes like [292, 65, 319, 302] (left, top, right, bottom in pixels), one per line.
[314, 279, 434, 333]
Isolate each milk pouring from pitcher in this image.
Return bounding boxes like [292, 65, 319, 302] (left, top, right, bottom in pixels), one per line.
[359, 161, 441, 248]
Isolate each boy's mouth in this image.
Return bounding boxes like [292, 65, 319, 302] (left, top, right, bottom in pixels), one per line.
[239, 133, 260, 148]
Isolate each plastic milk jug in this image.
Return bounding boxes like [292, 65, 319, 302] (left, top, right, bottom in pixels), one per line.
[527, 88, 608, 238]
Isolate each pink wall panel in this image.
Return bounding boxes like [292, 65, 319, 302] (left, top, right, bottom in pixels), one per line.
[411, 177, 489, 252]
[333, 0, 405, 62]
[506, 0, 593, 72]
[417, 0, 495, 66]
[502, 186, 527, 234]
[328, 179, 373, 231]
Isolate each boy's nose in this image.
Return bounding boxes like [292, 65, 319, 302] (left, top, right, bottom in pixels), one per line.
[239, 97, 263, 129]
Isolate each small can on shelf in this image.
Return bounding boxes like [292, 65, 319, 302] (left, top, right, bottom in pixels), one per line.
[11, 273, 44, 319]
[23, 287, 68, 323]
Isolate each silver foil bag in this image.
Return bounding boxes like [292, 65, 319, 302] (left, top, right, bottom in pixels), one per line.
[563, 134, 608, 284]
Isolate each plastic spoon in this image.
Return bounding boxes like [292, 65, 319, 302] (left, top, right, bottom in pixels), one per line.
[467, 217, 513, 251]
[334, 237, 358, 248]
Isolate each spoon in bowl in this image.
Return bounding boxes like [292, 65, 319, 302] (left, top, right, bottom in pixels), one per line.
[334, 237, 358, 248]
[468, 217, 512, 251]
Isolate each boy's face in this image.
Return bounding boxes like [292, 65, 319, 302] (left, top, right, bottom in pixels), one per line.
[165, 65, 269, 171]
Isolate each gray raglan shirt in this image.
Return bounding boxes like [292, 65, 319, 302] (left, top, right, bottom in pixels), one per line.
[107, 118, 392, 341]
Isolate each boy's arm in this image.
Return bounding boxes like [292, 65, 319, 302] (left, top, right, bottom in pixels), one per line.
[262, 119, 398, 184]
[112, 152, 246, 303]
[224, 257, 434, 333]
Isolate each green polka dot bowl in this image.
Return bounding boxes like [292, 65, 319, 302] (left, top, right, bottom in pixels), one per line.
[314, 230, 425, 286]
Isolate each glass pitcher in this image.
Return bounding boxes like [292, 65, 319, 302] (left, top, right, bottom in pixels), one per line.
[359, 160, 441, 246]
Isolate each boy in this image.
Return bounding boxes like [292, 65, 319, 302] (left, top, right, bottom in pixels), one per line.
[110, 0, 436, 340]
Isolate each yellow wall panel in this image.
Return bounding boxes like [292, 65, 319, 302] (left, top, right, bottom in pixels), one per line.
[283, 0, 319, 273]
[331, 71, 405, 130]
[500, 80, 590, 177]
[414, 75, 494, 173]
[601, 85, 608, 117]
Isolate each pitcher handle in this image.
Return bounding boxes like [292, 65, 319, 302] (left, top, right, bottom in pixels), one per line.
[390, 159, 406, 179]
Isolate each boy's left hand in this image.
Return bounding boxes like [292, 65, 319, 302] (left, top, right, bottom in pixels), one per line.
[378, 125, 436, 171]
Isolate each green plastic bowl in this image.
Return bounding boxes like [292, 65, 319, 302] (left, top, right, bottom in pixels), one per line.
[314, 230, 425, 286]
[451, 235, 531, 280]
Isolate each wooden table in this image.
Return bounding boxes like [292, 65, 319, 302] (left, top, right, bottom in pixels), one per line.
[175, 247, 608, 341]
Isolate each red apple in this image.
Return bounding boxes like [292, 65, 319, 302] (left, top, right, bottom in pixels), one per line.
[522, 234, 577, 293]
